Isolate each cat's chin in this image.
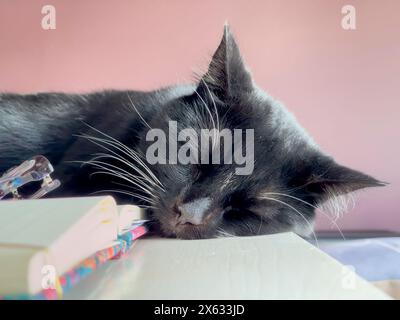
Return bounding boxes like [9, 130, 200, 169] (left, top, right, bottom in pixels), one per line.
[165, 223, 216, 240]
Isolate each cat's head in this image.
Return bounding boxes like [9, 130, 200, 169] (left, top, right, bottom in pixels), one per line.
[140, 26, 384, 239]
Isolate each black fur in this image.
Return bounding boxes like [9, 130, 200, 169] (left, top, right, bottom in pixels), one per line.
[0, 26, 384, 239]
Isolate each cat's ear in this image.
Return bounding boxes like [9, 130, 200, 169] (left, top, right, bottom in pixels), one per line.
[301, 158, 386, 202]
[198, 24, 253, 100]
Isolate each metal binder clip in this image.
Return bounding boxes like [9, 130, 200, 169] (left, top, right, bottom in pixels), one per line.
[0, 155, 61, 200]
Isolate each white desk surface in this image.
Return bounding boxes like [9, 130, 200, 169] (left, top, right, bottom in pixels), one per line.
[64, 233, 389, 300]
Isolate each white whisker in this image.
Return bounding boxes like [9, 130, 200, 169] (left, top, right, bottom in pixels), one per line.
[78, 133, 157, 185]
[193, 87, 219, 149]
[201, 78, 220, 134]
[80, 121, 163, 185]
[90, 152, 165, 192]
[86, 163, 155, 197]
[70, 156, 153, 190]
[320, 188, 356, 221]
[260, 196, 319, 248]
[257, 214, 263, 235]
[72, 158, 155, 196]
[78, 129, 165, 189]
[216, 228, 236, 238]
[126, 93, 152, 130]
[262, 192, 346, 240]
[91, 189, 155, 204]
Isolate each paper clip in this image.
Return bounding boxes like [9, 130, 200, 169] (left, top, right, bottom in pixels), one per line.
[0, 155, 61, 200]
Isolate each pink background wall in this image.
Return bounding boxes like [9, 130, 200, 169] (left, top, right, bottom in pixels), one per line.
[0, 0, 399, 232]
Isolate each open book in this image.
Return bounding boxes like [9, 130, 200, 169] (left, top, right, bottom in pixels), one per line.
[0, 196, 145, 296]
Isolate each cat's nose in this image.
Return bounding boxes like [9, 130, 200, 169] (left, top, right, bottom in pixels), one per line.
[176, 197, 211, 225]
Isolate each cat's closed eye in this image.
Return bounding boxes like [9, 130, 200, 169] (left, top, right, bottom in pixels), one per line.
[222, 207, 254, 221]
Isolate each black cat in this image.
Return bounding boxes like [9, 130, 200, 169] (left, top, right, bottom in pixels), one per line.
[0, 26, 384, 239]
